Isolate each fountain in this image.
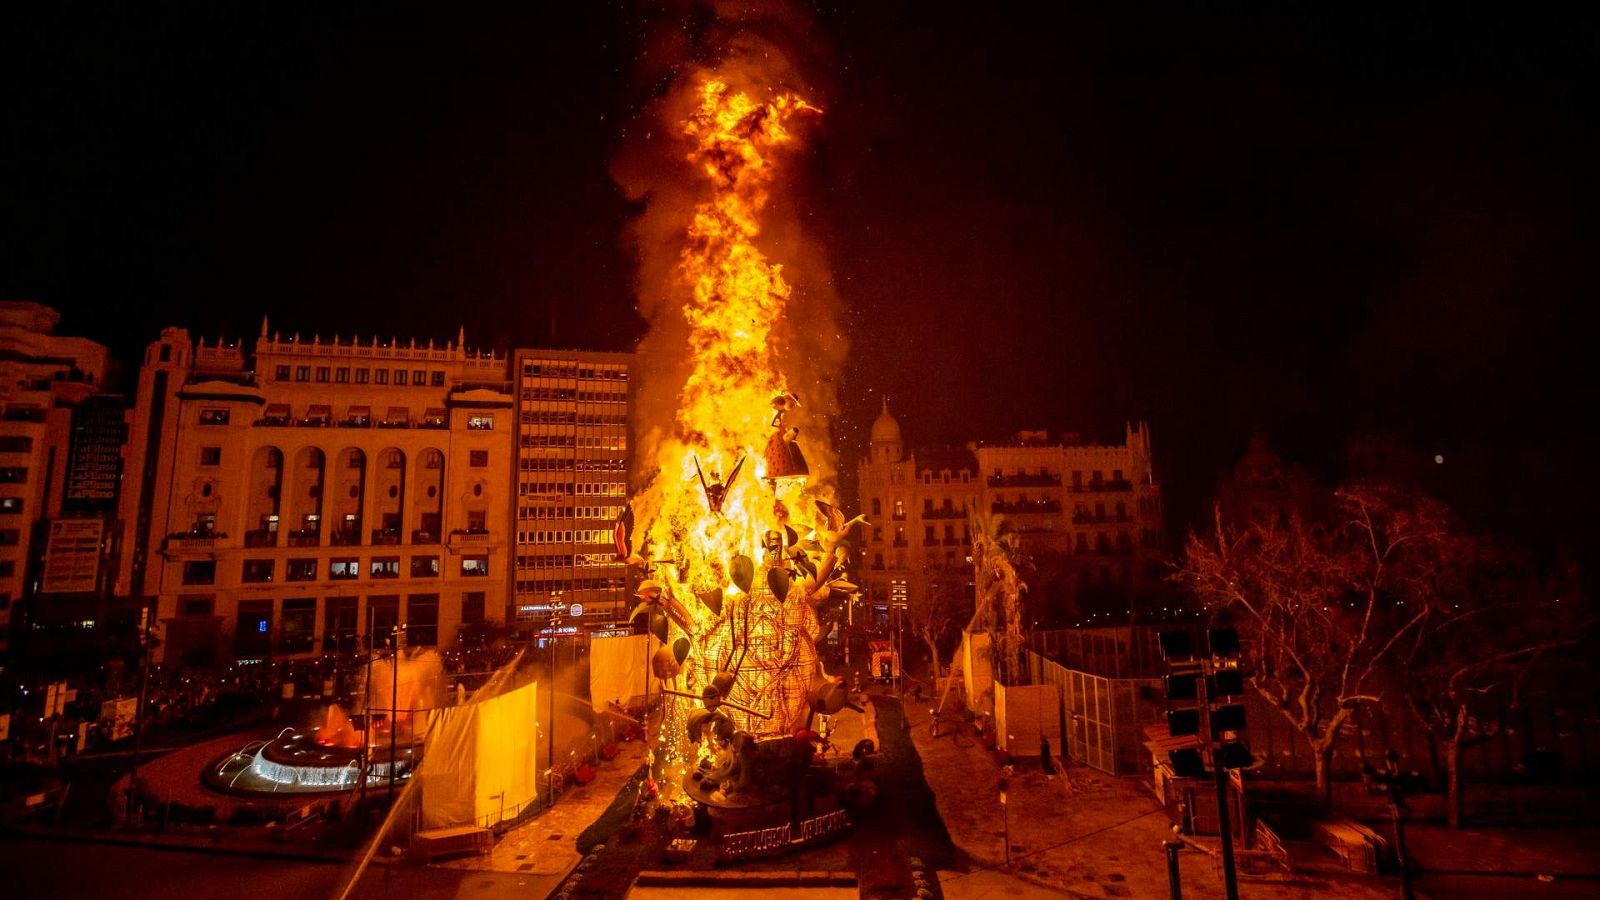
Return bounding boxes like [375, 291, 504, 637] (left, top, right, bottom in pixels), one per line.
[203, 649, 446, 797]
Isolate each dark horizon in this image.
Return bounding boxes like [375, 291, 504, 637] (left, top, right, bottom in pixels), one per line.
[5, 2, 1596, 565]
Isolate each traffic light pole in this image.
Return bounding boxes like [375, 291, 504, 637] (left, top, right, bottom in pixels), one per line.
[1198, 666, 1239, 900]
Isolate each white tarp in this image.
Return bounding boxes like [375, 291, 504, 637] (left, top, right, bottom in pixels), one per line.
[417, 679, 539, 829]
[589, 633, 650, 711]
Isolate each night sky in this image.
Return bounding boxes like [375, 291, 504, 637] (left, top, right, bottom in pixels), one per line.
[5, 2, 1596, 563]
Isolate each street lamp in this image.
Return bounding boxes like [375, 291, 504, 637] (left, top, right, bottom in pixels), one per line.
[546, 594, 567, 810]
[388, 623, 406, 803]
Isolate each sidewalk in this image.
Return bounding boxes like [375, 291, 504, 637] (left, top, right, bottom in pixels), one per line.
[436, 737, 649, 878]
[903, 702, 1391, 899]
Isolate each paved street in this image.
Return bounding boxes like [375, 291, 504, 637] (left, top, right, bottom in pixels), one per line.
[0, 837, 561, 900]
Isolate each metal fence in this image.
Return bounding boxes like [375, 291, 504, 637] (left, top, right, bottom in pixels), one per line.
[1027, 649, 1164, 775]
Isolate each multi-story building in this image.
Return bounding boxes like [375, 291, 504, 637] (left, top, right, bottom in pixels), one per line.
[0, 302, 117, 651]
[511, 349, 633, 631]
[857, 402, 1167, 627]
[117, 322, 515, 664]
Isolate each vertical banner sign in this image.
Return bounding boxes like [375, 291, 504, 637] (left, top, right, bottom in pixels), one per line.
[42, 518, 104, 593]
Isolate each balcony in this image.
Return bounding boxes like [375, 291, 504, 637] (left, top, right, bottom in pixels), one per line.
[987, 473, 1061, 488]
[331, 527, 362, 546]
[244, 529, 276, 548]
[991, 499, 1062, 515]
[1071, 512, 1134, 524]
[892, 538, 909, 548]
[922, 507, 965, 519]
[1069, 479, 1133, 493]
[922, 538, 941, 547]
[371, 529, 402, 546]
[411, 530, 441, 546]
[286, 528, 321, 547]
[164, 532, 222, 553]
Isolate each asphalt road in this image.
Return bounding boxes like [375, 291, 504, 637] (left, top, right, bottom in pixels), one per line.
[0, 837, 563, 900]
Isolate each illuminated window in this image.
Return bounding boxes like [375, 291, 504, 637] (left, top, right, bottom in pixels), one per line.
[411, 555, 440, 578]
[461, 555, 489, 577]
[371, 557, 400, 578]
[374, 369, 388, 385]
[316, 367, 330, 382]
[335, 367, 349, 383]
[467, 414, 495, 430]
[242, 559, 275, 583]
[355, 368, 370, 384]
[295, 366, 310, 382]
[198, 408, 229, 426]
[286, 558, 318, 581]
[329, 558, 360, 580]
[393, 370, 407, 386]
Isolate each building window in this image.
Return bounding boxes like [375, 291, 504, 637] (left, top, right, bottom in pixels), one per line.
[413, 369, 426, 385]
[922, 499, 933, 515]
[286, 558, 318, 581]
[242, 559, 275, 583]
[374, 369, 388, 385]
[355, 368, 370, 384]
[0, 497, 21, 515]
[181, 597, 214, 616]
[393, 370, 407, 386]
[199, 446, 222, 466]
[330, 558, 360, 580]
[371, 556, 401, 578]
[411, 555, 440, 578]
[469, 449, 489, 467]
[182, 560, 216, 585]
[467, 510, 487, 532]
[0, 436, 32, 452]
[407, 593, 439, 646]
[467, 414, 494, 430]
[893, 499, 904, 519]
[159, 344, 172, 362]
[316, 367, 330, 383]
[275, 365, 291, 381]
[462, 590, 486, 624]
[198, 408, 229, 426]
[0, 528, 19, 546]
[335, 367, 349, 383]
[871, 498, 881, 517]
[0, 562, 12, 578]
[281, 598, 317, 653]
[430, 371, 446, 387]
[461, 555, 489, 577]
[295, 366, 310, 382]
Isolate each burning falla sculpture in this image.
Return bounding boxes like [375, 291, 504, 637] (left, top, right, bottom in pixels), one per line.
[619, 394, 876, 824]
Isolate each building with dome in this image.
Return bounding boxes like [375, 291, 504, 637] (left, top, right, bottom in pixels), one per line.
[856, 401, 1168, 631]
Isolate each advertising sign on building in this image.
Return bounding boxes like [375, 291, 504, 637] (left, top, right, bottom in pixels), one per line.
[41, 518, 104, 594]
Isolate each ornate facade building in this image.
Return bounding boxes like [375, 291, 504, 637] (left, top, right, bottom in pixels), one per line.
[0, 302, 118, 650]
[117, 322, 516, 664]
[857, 402, 1167, 627]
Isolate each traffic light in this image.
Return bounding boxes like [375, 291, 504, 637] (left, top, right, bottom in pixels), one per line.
[1208, 627, 1240, 658]
[1167, 709, 1201, 737]
[1212, 704, 1247, 732]
[1169, 747, 1206, 778]
[1159, 630, 1194, 662]
[1209, 668, 1245, 697]
[1165, 672, 1200, 701]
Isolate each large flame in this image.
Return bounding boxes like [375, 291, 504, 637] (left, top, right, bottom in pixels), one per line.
[637, 79, 822, 599]
[628, 76, 831, 745]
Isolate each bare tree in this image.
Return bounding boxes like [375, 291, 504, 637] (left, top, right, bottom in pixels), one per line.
[1398, 552, 1580, 827]
[907, 560, 967, 680]
[1177, 484, 1449, 803]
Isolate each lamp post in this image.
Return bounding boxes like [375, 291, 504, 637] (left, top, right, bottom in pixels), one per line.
[546, 594, 567, 810]
[125, 597, 154, 823]
[388, 623, 406, 804]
